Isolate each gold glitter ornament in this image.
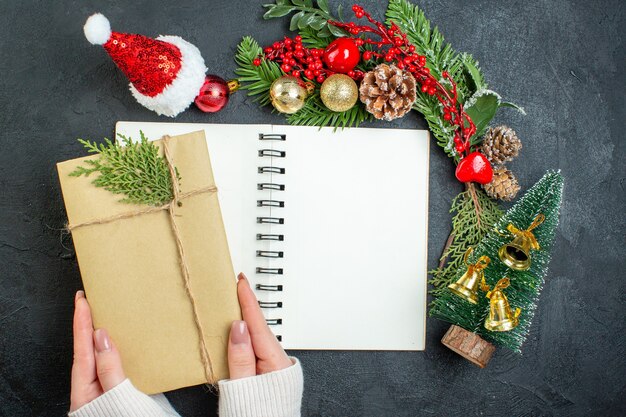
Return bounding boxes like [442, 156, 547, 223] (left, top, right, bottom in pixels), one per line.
[270, 76, 308, 114]
[320, 74, 358, 112]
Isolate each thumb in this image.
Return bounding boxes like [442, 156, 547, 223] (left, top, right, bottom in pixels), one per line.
[93, 328, 126, 391]
[228, 321, 256, 379]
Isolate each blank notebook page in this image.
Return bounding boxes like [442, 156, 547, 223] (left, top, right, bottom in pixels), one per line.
[116, 121, 429, 351]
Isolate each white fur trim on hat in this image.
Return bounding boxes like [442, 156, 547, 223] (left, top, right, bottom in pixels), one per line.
[84, 13, 112, 45]
[129, 35, 207, 117]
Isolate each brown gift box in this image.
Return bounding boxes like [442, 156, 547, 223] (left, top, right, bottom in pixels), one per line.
[57, 130, 241, 394]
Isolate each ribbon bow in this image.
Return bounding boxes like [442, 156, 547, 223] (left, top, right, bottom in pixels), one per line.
[463, 247, 490, 271]
[504, 213, 545, 250]
[481, 277, 511, 298]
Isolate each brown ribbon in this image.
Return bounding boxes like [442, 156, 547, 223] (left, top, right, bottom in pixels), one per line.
[67, 135, 218, 385]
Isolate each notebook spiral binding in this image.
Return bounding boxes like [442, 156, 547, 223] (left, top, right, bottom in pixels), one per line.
[257, 133, 286, 340]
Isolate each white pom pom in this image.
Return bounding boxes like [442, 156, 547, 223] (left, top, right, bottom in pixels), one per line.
[84, 13, 111, 45]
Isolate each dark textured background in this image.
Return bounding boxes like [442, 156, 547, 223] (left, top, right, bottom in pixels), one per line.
[0, 0, 624, 416]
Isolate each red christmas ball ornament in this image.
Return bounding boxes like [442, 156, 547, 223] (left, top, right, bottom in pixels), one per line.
[194, 75, 240, 113]
[322, 38, 361, 73]
[455, 152, 494, 184]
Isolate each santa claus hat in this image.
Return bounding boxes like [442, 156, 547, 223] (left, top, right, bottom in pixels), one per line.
[83, 13, 207, 117]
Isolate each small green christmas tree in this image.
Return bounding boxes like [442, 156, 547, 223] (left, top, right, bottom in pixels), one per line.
[431, 171, 564, 365]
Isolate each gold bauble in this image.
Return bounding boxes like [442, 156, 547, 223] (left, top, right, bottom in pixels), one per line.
[320, 74, 358, 112]
[270, 76, 308, 114]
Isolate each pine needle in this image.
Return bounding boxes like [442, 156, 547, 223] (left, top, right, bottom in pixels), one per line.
[429, 184, 503, 296]
[286, 92, 373, 129]
[69, 132, 179, 206]
[386, 0, 487, 158]
[234, 36, 284, 107]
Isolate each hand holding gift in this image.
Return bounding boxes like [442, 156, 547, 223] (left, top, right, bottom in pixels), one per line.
[70, 273, 295, 414]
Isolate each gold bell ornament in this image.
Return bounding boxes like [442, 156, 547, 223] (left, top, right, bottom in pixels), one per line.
[447, 247, 490, 304]
[269, 76, 313, 114]
[498, 213, 545, 271]
[481, 277, 521, 332]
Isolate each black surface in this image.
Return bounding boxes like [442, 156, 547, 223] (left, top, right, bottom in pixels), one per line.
[0, 1, 624, 416]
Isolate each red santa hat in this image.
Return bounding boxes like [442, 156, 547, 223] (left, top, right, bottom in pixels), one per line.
[83, 13, 207, 117]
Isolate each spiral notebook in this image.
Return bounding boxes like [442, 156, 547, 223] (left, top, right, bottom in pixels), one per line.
[116, 121, 429, 351]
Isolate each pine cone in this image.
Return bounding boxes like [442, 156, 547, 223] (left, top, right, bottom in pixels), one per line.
[481, 125, 522, 166]
[483, 167, 521, 201]
[359, 64, 416, 121]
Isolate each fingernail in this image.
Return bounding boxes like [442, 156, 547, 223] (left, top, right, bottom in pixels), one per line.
[230, 321, 248, 345]
[94, 329, 111, 352]
[237, 272, 247, 282]
[75, 290, 85, 303]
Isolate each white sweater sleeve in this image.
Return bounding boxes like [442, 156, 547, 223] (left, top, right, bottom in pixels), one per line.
[68, 379, 180, 417]
[68, 358, 303, 417]
[218, 357, 303, 417]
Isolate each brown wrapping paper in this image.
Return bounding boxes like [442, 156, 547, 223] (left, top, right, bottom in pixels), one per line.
[57, 130, 241, 394]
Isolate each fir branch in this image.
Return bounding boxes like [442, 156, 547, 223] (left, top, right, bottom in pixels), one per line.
[430, 171, 564, 352]
[429, 184, 503, 297]
[385, 0, 487, 158]
[412, 96, 456, 158]
[235, 36, 284, 107]
[69, 132, 179, 207]
[385, 0, 509, 306]
[385, 0, 486, 93]
[386, 0, 524, 154]
[286, 91, 373, 129]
